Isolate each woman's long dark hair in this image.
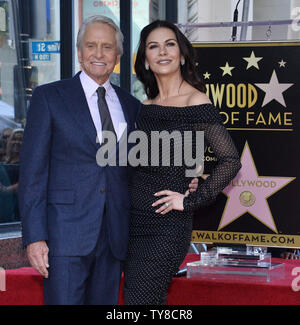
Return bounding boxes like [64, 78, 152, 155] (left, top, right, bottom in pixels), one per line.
[135, 20, 206, 99]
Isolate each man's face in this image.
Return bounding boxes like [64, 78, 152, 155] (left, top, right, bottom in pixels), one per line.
[77, 22, 121, 84]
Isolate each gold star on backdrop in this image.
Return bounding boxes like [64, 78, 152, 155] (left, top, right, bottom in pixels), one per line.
[278, 59, 287, 67]
[203, 72, 211, 79]
[220, 62, 235, 76]
[243, 51, 263, 70]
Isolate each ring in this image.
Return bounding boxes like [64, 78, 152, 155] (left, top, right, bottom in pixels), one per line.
[164, 202, 169, 207]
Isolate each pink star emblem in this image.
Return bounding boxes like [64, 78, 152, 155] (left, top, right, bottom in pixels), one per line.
[255, 70, 293, 108]
[204, 142, 295, 232]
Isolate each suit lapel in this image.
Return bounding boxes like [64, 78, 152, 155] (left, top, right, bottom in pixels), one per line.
[111, 85, 136, 159]
[57, 75, 135, 152]
[112, 85, 133, 131]
[58, 72, 99, 148]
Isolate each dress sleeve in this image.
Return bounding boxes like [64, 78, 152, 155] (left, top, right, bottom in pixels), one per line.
[183, 106, 242, 212]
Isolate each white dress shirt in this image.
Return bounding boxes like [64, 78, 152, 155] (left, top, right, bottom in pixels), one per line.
[79, 70, 127, 143]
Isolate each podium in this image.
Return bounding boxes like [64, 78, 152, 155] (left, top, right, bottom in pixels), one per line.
[187, 247, 285, 282]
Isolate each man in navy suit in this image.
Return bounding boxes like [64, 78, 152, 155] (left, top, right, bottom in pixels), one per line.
[19, 15, 140, 305]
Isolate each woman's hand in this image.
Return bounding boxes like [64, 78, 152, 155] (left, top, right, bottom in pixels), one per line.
[152, 190, 185, 215]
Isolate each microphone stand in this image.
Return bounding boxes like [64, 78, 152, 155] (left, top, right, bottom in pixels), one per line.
[231, 0, 242, 41]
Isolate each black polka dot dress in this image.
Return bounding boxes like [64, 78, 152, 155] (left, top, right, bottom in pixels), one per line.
[123, 103, 241, 305]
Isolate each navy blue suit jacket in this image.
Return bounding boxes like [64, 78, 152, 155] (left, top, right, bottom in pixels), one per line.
[19, 72, 141, 260]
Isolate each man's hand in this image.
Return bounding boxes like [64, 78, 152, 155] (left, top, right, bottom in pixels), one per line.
[185, 177, 199, 197]
[26, 241, 49, 278]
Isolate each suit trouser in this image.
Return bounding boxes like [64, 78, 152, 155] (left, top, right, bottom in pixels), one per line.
[43, 213, 122, 305]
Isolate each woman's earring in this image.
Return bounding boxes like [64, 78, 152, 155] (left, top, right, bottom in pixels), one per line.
[145, 63, 149, 70]
[181, 58, 185, 66]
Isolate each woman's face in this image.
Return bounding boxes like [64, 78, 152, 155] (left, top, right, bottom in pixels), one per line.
[145, 27, 183, 77]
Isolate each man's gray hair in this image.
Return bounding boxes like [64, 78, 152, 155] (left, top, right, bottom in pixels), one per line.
[76, 15, 124, 55]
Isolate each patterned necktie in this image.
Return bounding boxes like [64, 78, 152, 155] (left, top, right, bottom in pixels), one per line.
[97, 87, 116, 136]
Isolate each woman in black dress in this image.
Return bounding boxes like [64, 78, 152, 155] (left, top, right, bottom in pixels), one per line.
[123, 20, 242, 305]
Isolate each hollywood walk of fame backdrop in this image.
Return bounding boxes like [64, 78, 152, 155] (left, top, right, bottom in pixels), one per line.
[191, 42, 300, 248]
